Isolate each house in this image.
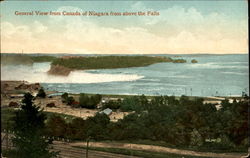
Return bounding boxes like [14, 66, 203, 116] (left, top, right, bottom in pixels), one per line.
[99, 108, 112, 116]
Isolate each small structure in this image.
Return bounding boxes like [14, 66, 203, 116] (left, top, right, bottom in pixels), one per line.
[99, 108, 112, 116]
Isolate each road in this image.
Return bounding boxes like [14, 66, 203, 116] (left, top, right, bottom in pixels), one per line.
[2, 132, 248, 158]
[70, 141, 248, 158]
[53, 141, 140, 158]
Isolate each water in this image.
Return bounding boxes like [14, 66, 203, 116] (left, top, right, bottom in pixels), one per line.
[1, 54, 248, 96]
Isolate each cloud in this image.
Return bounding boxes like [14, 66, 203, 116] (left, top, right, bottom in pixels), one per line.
[0, 5, 248, 54]
[33, 21, 48, 33]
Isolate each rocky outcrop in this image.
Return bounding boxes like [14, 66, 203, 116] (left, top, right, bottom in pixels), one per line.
[15, 82, 41, 90]
[191, 59, 198, 63]
[47, 65, 72, 76]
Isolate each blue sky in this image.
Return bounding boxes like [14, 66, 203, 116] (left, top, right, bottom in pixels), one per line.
[0, 0, 248, 54]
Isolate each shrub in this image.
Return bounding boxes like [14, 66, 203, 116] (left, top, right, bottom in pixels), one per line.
[36, 88, 46, 98]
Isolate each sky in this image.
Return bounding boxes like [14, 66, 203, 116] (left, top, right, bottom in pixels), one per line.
[0, 0, 248, 54]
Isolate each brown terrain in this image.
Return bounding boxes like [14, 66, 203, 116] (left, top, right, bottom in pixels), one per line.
[47, 65, 72, 76]
[0, 80, 130, 122]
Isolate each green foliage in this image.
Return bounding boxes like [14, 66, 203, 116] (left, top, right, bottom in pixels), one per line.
[61, 92, 75, 105]
[30, 56, 57, 62]
[51, 56, 186, 70]
[0, 54, 57, 65]
[102, 99, 121, 110]
[37, 88, 46, 98]
[46, 115, 67, 138]
[1, 108, 15, 131]
[43, 94, 248, 151]
[79, 93, 101, 109]
[120, 95, 148, 112]
[85, 113, 110, 140]
[120, 97, 139, 111]
[12, 93, 57, 158]
[190, 129, 203, 147]
[61, 92, 69, 101]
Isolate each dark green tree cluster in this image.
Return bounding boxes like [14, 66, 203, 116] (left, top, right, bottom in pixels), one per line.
[12, 93, 57, 158]
[36, 88, 46, 98]
[102, 99, 122, 110]
[79, 93, 101, 109]
[61, 92, 75, 106]
[46, 113, 110, 140]
[46, 95, 248, 151]
[51, 56, 186, 70]
[120, 95, 148, 112]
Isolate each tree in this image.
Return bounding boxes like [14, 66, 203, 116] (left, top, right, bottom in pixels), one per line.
[12, 93, 57, 158]
[61, 92, 69, 103]
[79, 93, 101, 109]
[46, 115, 67, 138]
[189, 129, 203, 147]
[37, 88, 46, 98]
[61, 92, 75, 106]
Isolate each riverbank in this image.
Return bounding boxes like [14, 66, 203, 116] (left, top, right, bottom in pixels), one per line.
[1, 80, 244, 121]
[1, 80, 131, 122]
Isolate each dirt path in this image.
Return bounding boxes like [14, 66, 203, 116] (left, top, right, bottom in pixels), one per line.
[53, 141, 140, 158]
[70, 141, 248, 158]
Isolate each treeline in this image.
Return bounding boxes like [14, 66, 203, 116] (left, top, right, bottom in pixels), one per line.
[62, 93, 101, 109]
[30, 56, 57, 62]
[45, 95, 248, 151]
[51, 56, 187, 70]
[1, 54, 57, 65]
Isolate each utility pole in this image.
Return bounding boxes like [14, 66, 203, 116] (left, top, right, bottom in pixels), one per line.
[6, 121, 9, 150]
[86, 137, 89, 158]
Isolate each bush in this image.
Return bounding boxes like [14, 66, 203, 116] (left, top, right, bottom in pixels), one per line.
[61, 93, 69, 103]
[36, 88, 46, 98]
[79, 93, 101, 109]
[61, 93, 75, 106]
[102, 100, 121, 110]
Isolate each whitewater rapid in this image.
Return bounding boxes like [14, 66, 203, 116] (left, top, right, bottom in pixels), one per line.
[1, 62, 144, 83]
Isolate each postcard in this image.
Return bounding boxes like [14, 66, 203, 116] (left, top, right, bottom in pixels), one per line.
[1, 0, 249, 158]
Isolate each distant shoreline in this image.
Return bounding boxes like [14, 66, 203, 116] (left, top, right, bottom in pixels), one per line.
[1, 80, 243, 100]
